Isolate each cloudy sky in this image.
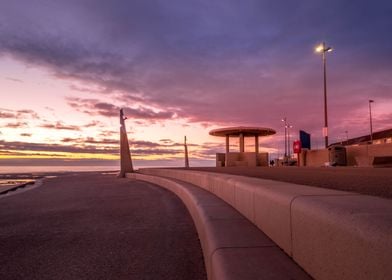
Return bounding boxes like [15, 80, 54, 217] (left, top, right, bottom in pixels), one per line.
[0, 0, 391, 167]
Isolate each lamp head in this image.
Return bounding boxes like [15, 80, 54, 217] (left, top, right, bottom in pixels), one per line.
[315, 43, 333, 53]
[315, 44, 324, 53]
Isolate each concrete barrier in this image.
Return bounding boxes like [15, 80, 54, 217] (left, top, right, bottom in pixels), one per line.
[137, 169, 392, 280]
[301, 142, 392, 167]
[127, 173, 310, 280]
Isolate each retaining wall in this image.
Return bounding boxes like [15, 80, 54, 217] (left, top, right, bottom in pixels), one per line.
[137, 168, 392, 280]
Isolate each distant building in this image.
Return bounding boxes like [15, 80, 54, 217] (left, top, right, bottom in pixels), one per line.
[332, 128, 392, 146]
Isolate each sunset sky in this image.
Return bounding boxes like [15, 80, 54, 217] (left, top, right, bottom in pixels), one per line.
[1, 0, 391, 167]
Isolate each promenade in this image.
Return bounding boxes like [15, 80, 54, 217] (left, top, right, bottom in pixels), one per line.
[1, 168, 390, 279]
[0, 173, 206, 280]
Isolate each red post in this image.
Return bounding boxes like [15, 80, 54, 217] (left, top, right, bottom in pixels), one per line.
[293, 140, 302, 167]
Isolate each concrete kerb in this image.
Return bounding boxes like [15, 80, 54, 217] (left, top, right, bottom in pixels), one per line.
[127, 172, 311, 280]
[137, 169, 392, 280]
[0, 181, 35, 195]
[0, 179, 44, 198]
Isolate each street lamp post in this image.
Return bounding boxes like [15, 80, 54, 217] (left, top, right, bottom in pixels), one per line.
[287, 124, 293, 158]
[315, 42, 333, 148]
[369, 100, 374, 144]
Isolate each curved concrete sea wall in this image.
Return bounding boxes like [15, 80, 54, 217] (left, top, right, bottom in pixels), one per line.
[136, 168, 392, 280]
[127, 172, 311, 280]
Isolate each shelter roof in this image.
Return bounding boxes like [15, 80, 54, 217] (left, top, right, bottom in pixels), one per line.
[209, 126, 276, 137]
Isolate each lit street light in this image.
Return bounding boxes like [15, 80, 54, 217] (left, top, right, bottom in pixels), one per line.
[369, 100, 374, 144]
[315, 42, 333, 148]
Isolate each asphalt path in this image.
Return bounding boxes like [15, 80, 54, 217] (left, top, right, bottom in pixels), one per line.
[186, 166, 392, 199]
[0, 173, 206, 280]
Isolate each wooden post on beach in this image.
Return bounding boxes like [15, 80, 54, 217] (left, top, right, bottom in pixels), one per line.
[184, 136, 190, 168]
[118, 109, 134, 177]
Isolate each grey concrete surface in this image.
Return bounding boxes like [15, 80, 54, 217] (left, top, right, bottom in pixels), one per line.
[131, 173, 312, 280]
[0, 173, 206, 280]
[185, 166, 392, 198]
[138, 168, 392, 280]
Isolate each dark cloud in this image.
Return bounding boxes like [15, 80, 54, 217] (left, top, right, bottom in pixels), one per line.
[16, 109, 39, 119]
[132, 148, 182, 156]
[4, 122, 28, 128]
[192, 142, 224, 159]
[160, 139, 173, 144]
[61, 137, 118, 145]
[20, 133, 32, 137]
[99, 130, 117, 137]
[0, 140, 117, 154]
[0, 138, 185, 158]
[5, 77, 23, 83]
[39, 121, 81, 131]
[84, 120, 103, 128]
[0, 111, 16, 118]
[0, 0, 391, 149]
[67, 97, 176, 120]
[0, 108, 39, 119]
[56, 136, 188, 156]
[131, 140, 160, 148]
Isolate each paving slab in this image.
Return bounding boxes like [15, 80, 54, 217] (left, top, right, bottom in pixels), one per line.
[212, 247, 311, 280]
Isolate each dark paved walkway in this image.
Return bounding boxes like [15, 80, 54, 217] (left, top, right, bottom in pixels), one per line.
[0, 173, 206, 280]
[186, 167, 392, 199]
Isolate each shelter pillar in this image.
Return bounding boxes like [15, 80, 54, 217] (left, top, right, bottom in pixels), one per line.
[255, 135, 259, 154]
[240, 133, 245, 152]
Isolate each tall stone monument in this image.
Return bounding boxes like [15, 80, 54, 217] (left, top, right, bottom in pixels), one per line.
[118, 109, 133, 177]
[184, 136, 189, 168]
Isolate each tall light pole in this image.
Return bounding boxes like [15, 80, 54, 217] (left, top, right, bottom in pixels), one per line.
[315, 42, 333, 148]
[369, 100, 374, 144]
[287, 124, 293, 158]
[281, 117, 287, 158]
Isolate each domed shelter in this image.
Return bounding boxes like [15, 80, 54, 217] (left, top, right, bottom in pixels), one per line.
[209, 126, 276, 167]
